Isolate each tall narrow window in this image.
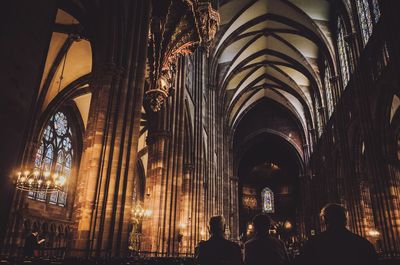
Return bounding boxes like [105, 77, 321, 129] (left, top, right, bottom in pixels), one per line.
[356, 0, 381, 46]
[261, 187, 274, 213]
[337, 18, 351, 88]
[324, 62, 334, 117]
[31, 111, 74, 207]
[317, 110, 323, 137]
[371, 0, 380, 23]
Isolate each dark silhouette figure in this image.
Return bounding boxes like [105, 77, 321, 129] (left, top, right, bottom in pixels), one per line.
[23, 231, 40, 257]
[295, 203, 378, 265]
[195, 216, 243, 265]
[244, 214, 290, 265]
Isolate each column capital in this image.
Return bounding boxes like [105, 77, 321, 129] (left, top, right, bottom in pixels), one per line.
[146, 130, 171, 145]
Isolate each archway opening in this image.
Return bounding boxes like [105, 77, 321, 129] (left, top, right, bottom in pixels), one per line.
[238, 134, 301, 242]
[232, 99, 304, 244]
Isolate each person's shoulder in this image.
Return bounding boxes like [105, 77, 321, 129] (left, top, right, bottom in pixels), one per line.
[224, 238, 241, 249]
[309, 231, 328, 241]
[347, 229, 367, 240]
[346, 230, 375, 247]
[301, 232, 327, 249]
[196, 240, 208, 249]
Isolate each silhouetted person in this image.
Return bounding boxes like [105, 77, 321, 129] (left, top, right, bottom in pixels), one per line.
[244, 214, 290, 265]
[195, 216, 243, 265]
[295, 203, 378, 265]
[23, 231, 42, 257]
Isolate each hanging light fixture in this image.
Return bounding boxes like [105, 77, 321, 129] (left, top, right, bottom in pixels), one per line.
[15, 169, 66, 193]
[367, 228, 380, 238]
[131, 202, 152, 221]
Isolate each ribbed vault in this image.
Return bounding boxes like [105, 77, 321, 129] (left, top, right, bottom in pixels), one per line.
[211, 0, 335, 142]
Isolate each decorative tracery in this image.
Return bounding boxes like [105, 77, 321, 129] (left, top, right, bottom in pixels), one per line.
[337, 18, 351, 88]
[145, 0, 219, 112]
[356, 0, 381, 46]
[262, 187, 274, 213]
[29, 111, 74, 206]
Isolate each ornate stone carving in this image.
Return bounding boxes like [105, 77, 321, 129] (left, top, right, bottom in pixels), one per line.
[145, 75, 172, 112]
[145, 0, 219, 112]
[194, 1, 220, 54]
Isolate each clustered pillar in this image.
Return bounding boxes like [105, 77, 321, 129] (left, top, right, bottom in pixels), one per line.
[71, 0, 150, 257]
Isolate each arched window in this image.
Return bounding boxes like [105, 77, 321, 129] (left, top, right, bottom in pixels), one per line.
[261, 187, 274, 213]
[29, 111, 74, 207]
[356, 0, 380, 46]
[337, 18, 351, 88]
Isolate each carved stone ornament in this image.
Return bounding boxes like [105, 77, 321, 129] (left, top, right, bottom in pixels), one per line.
[146, 88, 168, 112]
[145, 0, 220, 112]
[193, 1, 220, 54]
[145, 74, 171, 112]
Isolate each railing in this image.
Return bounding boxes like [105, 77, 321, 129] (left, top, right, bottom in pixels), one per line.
[1, 247, 66, 259]
[0, 257, 197, 265]
[0, 254, 399, 265]
[133, 252, 194, 258]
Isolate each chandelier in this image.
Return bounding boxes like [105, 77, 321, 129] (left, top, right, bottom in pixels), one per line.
[131, 202, 152, 221]
[15, 169, 66, 193]
[129, 203, 153, 251]
[367, 228, 380, 238]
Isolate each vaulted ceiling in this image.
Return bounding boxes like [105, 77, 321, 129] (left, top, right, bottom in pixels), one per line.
[211, 0, 335, 140]
[38, 9, 92, 128]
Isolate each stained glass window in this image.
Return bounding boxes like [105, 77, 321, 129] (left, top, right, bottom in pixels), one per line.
[262, 187, 274, 213]
[356, 0, 380, 46]
[324, 62, 334, 117]
[30, 111, 74, 207]
[371, 0, 380, 23]
[337, 18, 350, 88]
[317, 111, 323, 137]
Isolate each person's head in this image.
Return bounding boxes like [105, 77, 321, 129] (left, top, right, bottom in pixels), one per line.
[252, 214, 272, 235]
[209, 216, 225, 237]
[32, 231, 39, 237]
[320, 203, 347, 229]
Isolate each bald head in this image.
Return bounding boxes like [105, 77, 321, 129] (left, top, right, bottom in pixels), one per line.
[252, 214, 272, 234]
[320, 203, 347, 228]
[209, 216, 225, 237]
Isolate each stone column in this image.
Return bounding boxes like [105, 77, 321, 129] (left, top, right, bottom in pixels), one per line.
[142, 57, 187, 256]
[179, 164, 193, 254]
[142, 129, 170, 254]
[71, 0, 150, 258]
